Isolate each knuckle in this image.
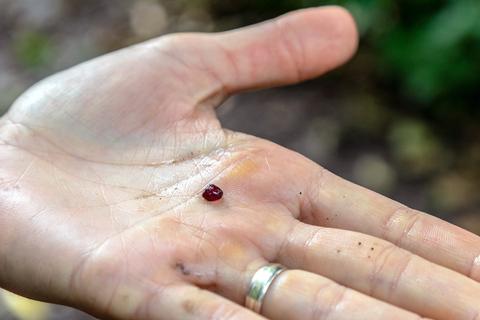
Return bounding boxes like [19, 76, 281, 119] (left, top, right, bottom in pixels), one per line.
[382, 206, 422, 246]
[309, 282, 347, 320]
[369, 243, 414, 301]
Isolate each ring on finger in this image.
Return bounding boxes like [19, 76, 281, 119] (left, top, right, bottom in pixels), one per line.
[245, 263, 287, 314]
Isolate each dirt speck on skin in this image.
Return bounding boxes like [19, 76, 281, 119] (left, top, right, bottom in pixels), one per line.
[134, 192, 157, 200]
[121, 293, 130, 303]
[182, 300, 196, 314]
[358, 242, 362, 245]
[175, 262, 191, 275]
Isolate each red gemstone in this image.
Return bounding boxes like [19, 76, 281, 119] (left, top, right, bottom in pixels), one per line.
[202, 184, 223, 201]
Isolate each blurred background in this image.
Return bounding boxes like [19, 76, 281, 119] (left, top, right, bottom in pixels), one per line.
[0, 0, 479, 319]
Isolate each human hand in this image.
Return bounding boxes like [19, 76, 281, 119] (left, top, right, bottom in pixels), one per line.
[1, 6, 479, 320]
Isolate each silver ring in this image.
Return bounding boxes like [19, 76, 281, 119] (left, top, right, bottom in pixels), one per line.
[245, 263, 286, 313]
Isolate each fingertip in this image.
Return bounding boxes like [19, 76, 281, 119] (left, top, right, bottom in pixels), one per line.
[323, 5, 360, 61]
[277, 5, 359, 77]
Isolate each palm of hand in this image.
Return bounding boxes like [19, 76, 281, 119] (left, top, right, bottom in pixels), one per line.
[0, 24, 326, 318]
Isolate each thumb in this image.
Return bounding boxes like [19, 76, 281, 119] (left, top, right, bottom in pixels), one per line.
[212, 6, 358, 94]
[153, 6, 358, 106]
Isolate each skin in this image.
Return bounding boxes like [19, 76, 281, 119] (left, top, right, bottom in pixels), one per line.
[0, 6, 479, 320]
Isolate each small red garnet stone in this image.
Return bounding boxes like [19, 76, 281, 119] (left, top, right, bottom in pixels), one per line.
[202, 184, 223, 201]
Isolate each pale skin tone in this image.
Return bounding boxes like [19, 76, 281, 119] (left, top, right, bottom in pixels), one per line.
[0, 6, 479, 320]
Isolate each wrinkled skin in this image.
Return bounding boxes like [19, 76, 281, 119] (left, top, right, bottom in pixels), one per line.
[1, 6, 480, 320]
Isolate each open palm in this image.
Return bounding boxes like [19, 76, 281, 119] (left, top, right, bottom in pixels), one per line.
[1, 7, 479, 320]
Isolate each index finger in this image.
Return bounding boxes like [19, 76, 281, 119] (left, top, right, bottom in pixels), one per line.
[302, 166, 480, 281]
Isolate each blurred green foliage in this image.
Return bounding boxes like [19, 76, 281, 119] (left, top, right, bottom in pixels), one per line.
[13, 30, 54, 69]
[211, 0, 480, 117]
[388, 118, 451, 178]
